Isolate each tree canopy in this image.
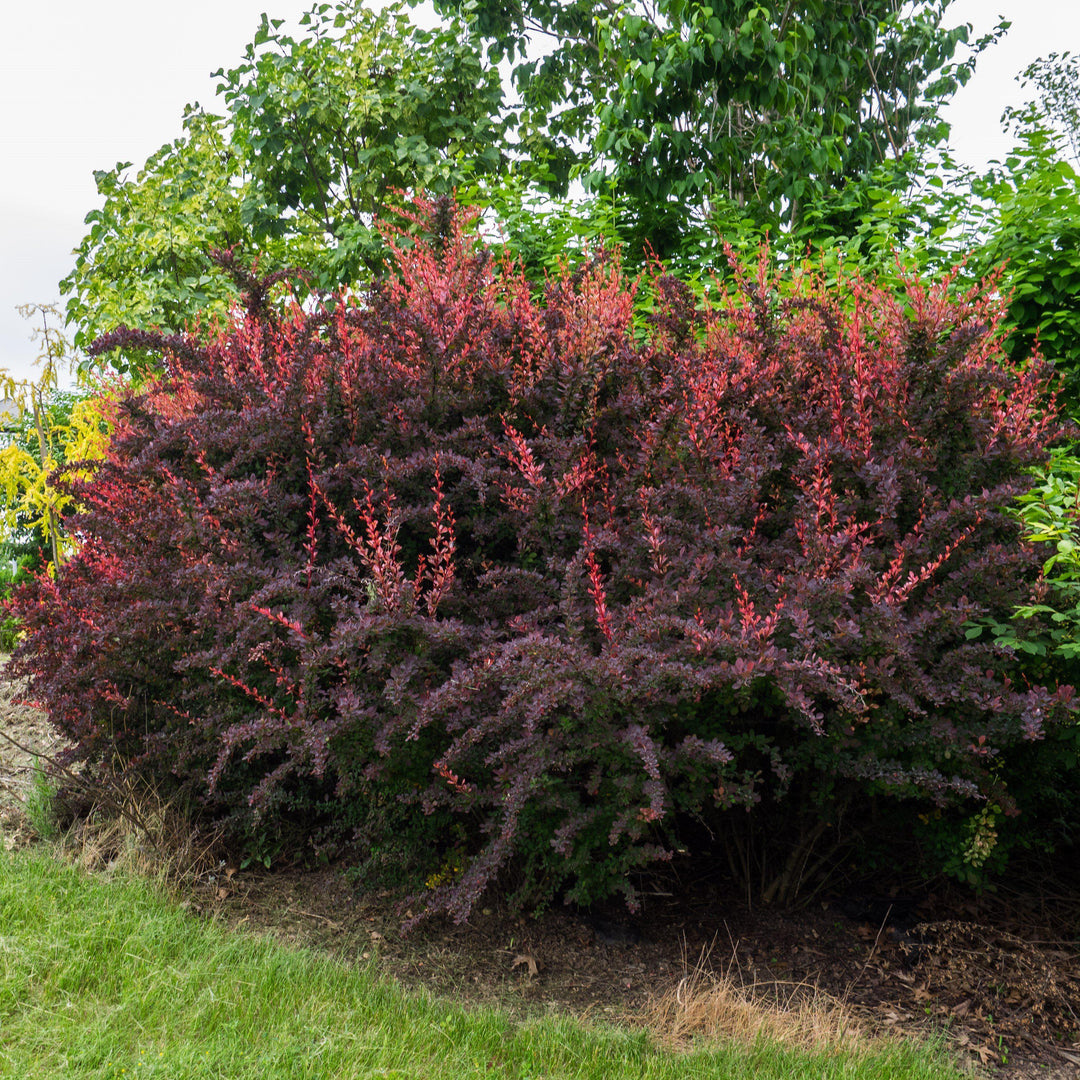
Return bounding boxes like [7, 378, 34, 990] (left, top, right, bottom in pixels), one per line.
[63, 1, 506, 368]
[446, 0, 994, 251]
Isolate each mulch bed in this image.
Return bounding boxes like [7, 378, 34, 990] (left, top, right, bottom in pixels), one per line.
[200, 858, 1080, 1078]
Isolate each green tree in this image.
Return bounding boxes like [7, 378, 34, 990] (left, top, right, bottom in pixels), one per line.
[1003, 51, 1080, 167]
[62, 108, 252, 366]
[449, 0, 997, 255]
[64, 1, 506, 373]
[216, 2, 506, 283]
[63, 0, 1017, 372]
[969, 131, 1080, 407]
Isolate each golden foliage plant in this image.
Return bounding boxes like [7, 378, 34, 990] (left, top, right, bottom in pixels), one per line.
[0, 304, 111, 571]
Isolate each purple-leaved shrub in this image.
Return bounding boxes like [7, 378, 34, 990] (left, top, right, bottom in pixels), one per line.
[8, 199, 1075, 918]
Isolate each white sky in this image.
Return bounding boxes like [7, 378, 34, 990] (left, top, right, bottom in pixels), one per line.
[2, 0, 1078, 384]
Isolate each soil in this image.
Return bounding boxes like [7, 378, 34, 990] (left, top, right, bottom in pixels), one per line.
[2, 679, 1078, 1080]
[0, 677, 58, 814]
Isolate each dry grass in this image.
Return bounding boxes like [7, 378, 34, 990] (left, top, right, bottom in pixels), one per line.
[52, 771, 225, 888]
[646, 940, 867, 1055]
[0, 725, 226, 889]
[0, 692, 220, 889]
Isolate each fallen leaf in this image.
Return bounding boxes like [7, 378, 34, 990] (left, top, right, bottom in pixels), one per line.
[512, 952, 539, 977]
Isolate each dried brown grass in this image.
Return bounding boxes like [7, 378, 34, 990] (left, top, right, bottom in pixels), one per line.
[646, 940, 866, 1055]
[0, 693, 223, 887]
[0, 723, 224, 888]
[54, 771, 225, 888]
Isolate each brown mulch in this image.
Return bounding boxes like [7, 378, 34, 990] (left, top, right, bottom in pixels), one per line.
[197, 864, 1080, 1078]
[2, 679, 1078, 1079]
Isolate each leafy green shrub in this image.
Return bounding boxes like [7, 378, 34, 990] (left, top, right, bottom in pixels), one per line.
[0, 557, 32, 651]
[966, 447, 1080, 869]
[967, 131, 1080, 410]
[8, 200, 1075, 919]
[974, 447, 1080, 663]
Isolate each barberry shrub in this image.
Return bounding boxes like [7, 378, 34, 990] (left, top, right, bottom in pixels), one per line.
[8, 200, 1074, 919]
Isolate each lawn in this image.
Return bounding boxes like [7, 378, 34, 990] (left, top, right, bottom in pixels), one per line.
[0, 846, 968, 1080]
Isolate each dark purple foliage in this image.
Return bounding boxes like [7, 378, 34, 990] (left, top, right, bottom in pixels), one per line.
[9, 201, 1074, 919]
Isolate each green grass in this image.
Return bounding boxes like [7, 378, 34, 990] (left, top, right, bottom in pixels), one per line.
[21, 760, 60, 841]
[0, 847, 967, 1080]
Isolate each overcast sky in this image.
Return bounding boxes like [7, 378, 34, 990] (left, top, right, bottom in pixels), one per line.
[2, 0, 1078, 385]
